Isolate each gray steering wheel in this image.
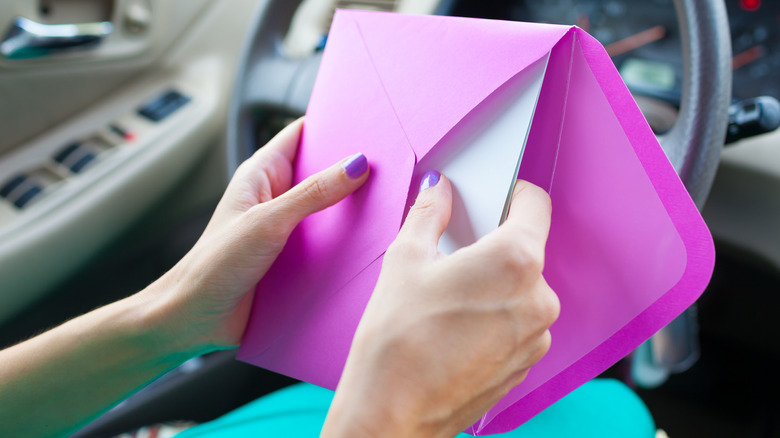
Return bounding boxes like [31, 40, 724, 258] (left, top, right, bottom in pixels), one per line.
[658, 0, 732, 208]
[227, 0, 732, 208]
[226, 0, 732, 383]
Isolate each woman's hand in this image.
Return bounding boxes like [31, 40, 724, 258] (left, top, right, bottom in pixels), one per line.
[144, 118, 369, 355]
[0, 118, 370, 438]
[323, 173, 559, 438]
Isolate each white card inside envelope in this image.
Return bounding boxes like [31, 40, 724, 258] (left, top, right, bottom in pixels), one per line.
[413, 56, 549, 253]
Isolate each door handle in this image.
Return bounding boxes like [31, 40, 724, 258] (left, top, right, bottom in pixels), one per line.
[1, 16, 113, 60]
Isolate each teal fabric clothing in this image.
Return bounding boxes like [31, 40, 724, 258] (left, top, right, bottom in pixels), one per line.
[174, 378, 654, 437]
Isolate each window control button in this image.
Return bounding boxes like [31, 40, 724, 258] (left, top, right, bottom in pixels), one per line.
[53, 142, 82, 164]
[108, 123, 135, 141]
[0, 174, 27, 198]
[69, 153, 96, 173]
[138, 90, 191, 122]
[13, 186, 42, 208]
[53, 142, 98, 173]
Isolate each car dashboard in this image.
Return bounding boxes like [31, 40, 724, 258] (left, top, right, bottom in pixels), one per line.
[442, 1, 780, 435]
[454, 0, 780, 103]
[448, 0, 780, 283]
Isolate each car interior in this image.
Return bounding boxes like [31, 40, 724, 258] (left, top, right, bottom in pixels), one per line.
[0, 0, 778, 437]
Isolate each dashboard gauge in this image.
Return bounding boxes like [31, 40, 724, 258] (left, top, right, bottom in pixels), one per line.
[726, 0, 780, 100]
[450, 0, 780, 102]
[484, 0, 684, 102]
[619, 58, 676, 94]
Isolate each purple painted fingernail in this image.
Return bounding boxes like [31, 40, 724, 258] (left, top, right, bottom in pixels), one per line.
[419, 170, 440, 193]
[342, 153, 368, 178]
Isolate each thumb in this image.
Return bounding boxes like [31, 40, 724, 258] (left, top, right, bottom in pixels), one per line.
[267, 152, 370, 229]
[395, 170, 453, 253]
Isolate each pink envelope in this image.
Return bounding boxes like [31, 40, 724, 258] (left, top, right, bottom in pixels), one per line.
[238, 10, 714, 435]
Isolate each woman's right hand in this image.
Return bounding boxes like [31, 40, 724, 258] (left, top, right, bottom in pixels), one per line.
[322, 172, 560, 438]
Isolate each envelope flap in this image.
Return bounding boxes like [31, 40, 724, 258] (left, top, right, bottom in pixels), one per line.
[474, 29, 715, 436]
[346, 10, 571, 159]
[238, 16, 416, 361]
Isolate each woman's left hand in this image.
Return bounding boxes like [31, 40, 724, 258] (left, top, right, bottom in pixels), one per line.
[145, 118, 369, 355]
[0, 118, 368, 438]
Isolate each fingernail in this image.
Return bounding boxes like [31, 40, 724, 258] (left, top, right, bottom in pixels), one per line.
[419, 170, 440, 193]
[342, 153, 368, 178]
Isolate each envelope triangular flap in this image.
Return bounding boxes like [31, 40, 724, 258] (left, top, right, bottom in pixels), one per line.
[349, 10, 571, 160]
[473, 30, 714, 436]
[248, 255, 386, 390]
[417, 55, 549, 254]
[238, 15, 416, 361]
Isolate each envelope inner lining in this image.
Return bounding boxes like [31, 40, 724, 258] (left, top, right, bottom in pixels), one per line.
[409, 56, 549, 254]
[483, 34, 687, 428]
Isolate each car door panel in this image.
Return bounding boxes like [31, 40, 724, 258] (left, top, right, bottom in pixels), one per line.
[0, 0, 263, 323]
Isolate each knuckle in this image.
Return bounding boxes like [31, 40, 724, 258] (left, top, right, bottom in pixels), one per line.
[537, 287, 561, 327]
[508, 369, 530, 389]
[529, 330, 553, 364]
[234, 151, 271, 179]
[300, 176, 332, 205]
[385, 239, 406, 259]
[244, 204, 266, 225]
[234, 159, 249, 174]
[233, 159, 254, 181]
[514, 329, 552, 369]
[517, 247, 544, 277]
[407, 198, 437, 222]
[491, 239, 544, 280]
[236, 153, 258, 172]
[489, 239, 517, 263]
[247, 204, 294, 238]
[387, 234, 425, 260]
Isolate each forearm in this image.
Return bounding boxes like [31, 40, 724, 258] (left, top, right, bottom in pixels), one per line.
[320, 338, 465, 438]
[321, 387, 434, 438]
[0, 282, 198, 438]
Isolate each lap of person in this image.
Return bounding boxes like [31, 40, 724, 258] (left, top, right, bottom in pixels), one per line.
[173, 378, 655, 438]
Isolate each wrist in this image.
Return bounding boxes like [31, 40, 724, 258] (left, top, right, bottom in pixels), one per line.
[323, 398, 448, 438]
[132, 272, 216, 361]
[322, 366, 443, 438]
[322, 397, 421, 438]
[323, 332, 470, 438]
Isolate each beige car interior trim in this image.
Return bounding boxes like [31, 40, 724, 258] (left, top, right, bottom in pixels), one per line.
[1, 0, 778, 328]
[0, 0, 265, 323]
[703, 129, 780, 270]
[0, 0, 210, 153]
[0, 61, 216, 233]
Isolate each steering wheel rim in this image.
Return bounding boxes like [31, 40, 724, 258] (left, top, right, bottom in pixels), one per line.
[661, 0, 732, 208]
[227, 0, 732, 209]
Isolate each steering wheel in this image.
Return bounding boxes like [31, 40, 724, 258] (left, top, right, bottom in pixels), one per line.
[227, 0, 732, 208]
[658, 0, 732, 208]
[226, 0, 731, 380]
